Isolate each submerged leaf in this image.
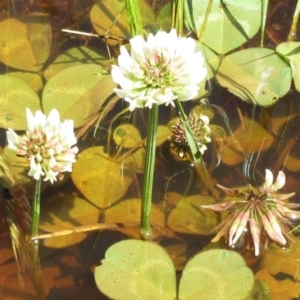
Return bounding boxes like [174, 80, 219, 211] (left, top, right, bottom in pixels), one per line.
[44, 46, 111, 80]
[90, 0, 155, 45]
[42, 64, 115, 128]
[0, 16, 51, 71]
[94, 240, 176, 300]
[39, 193, 99, 248]
[167, 195, 219, 235]
[184, 0, 261, 54]
[179, 249, 254, 300]
[0, 75, 41, 130]
[217, 48, 292, 105]
[71, 147, 135, 208]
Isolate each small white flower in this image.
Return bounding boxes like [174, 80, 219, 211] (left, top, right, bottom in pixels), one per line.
[111, 29, 207, 111]
[7, 108, 78, 184]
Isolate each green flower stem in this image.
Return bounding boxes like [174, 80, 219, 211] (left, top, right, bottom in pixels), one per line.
[30, 177, 42, 237]
[198, 0, 213, 42]
[140, 104, 158, 240]
[260, 0, 269, 47]
[125, 0, 144, 36]
[175, 99, 213, 192]
[172, 0, 184, 36]
[288, 0, 300, 41]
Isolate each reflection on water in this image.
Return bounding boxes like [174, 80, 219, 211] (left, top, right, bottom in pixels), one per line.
[0, 0, 300, 299]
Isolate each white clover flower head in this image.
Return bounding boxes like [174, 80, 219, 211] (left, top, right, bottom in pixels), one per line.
[111, 29, 207, 111]
[6, 108, 78, 184]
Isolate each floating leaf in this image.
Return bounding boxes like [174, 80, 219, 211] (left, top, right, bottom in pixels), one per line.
[39, 193, 99, 248]
[42, 64, 115, 128]
[94, 240, 176, 300]
[276, 42, 300, 92]
[94, 241, 254, 300]
[217, 48, 292, 105]
[0, 75, 41, 130]
[44, 46, 111, 80]
[71, 146, 135, 208]
[0, 16, 50, 71]
[179, 249, 254, 300]
[184, 0, 261, 54]
[221, 118, 274, 165]
[90, 0, 155, 45]
[167, 195, 219, 235]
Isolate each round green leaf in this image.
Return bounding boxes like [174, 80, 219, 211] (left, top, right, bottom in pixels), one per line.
[0, 75, 41, 130]
[276, 42, 300, 92]
[8, 71, 43, 92]
[167, 195, 219, 235]
[44, 46, 110, 80]
[42, 64, 115, 127]
[94, 240, 176, 300]
[179, 249, 254, 300]
[184, 0, 261, 54]
[217, 48, 292, 106]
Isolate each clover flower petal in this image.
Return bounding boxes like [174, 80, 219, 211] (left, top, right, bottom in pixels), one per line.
[7, 108, 78, 184]
[111, 29, 207, 111]
[202, 169, 300, 256]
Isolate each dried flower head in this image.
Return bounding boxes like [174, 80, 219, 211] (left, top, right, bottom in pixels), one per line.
[6, 108, 78, 184]
[111, 29, 207, 111]
[168, 112, 211, 159]
[202, 169, 300, 256]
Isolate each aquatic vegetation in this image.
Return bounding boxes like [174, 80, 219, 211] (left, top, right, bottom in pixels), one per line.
[202, 169, 300, 256]
[94, 239, 254, 300]
[6, 108, 78, 183]
[111, 29, 207, 110]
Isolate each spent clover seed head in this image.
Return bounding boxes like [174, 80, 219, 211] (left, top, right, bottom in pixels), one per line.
[111, 29, 207, 111]
[202, 169, 300, 256]
[6, 108, 78, 184]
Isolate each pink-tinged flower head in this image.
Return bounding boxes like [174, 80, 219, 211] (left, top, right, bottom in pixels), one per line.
[6, 108, 78, 184]
[202, 169, 300, 256]
[111, 29, 207, 111]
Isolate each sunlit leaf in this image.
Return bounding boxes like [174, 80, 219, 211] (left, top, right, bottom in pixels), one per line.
[44, 46, 111, 80]
[71, 146, 135, 208]
[217, 48, 292, 106]
[39, 193, 99, 248]
[184, 0, 261, 54]
[167, 195, 219, 235]
[42, 64, 115, 128]
[179, 249, 254, 300]
[155, 2, 172, 31]
[90, 0, 155, 45]
[0, 75, 41, 130]
[221, 118, 274, 165]
[276, 42, 300, 92]
[157, 125, 172, 146]
[0, 16, 50, 72]
[94, 240, 176, 300]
